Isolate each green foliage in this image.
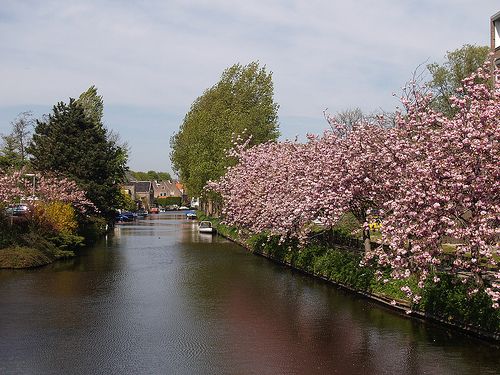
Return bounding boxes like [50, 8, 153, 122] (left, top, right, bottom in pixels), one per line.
[119, 191, 137, 211]
[131, 170, 172, 181]
[156, 197, 182, 206]
[245, 231, 498, 333]
[76, 85, 104, 126]
[33, 202, 78, 235]
[311, 248, 375, 290]
[28, 93, 127, 218]
[48, 232, 84, 252]
[0, 246, 53, 268]
[0, 211, 17, 248]
[0, 111, 34, 170]
[0, 209, 81, 268]
[427, 44, 490, 117]
[28, 201, 84, 251]
[78, 215, 108, 245]
[370, 274, 418, 301]
[421, 273, 500, 332]
[0, 134, 24, 169]
[170, 61, 280, 197]
[333, 212, 361, 236]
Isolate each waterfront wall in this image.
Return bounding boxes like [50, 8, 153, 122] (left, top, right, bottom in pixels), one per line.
[206, 216, 500, 343]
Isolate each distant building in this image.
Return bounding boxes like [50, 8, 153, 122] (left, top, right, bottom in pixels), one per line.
[492, 11, 500, 69]
[134, 181, 154, 209]
[153, 181, 182, 199]
[121, 181, 154, 209]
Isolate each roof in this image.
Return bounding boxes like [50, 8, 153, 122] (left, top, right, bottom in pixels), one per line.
[134, 181, 152, 193]
[153, 181, 182, 197]
[492, 11, 500, 21]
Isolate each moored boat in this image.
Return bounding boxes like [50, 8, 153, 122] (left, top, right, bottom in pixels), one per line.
[198, 221, 215, 234]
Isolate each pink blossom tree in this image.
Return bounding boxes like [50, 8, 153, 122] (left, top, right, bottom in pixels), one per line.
[207, 64, 499, 308]
[366, 64, 500, 306]
[0, 169, 24, 204]
[0, 169, 95, 213]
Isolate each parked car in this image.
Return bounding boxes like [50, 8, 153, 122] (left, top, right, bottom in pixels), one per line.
[122, 211, 137, 220]
[115, 213, 132, 222]
[12, 204, 30, 216]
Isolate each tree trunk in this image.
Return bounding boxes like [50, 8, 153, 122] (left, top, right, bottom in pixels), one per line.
[363, 226, 371, 253]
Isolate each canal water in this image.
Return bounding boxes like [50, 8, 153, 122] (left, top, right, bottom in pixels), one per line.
[0, 213, 499, 374]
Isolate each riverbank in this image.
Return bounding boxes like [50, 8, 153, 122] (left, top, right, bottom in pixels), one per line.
[0, 214, 108, 269]
[0, 246, 73, 269]
[201, 215, 500, 343]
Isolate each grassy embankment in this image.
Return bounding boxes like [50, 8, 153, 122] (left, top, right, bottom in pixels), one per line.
[198, 212, 500, 340]
[0, 213, 107, 269]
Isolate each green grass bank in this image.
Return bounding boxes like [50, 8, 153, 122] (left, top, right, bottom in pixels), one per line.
[0, 213, 108, 269]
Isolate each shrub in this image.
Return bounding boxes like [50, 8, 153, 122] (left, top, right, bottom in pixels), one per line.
[33, 201, 78, 235]
[0, 246, 53, 268]
[78, 215, 108, 245]
[421, 273, 500, 332]
[156, 197, 182, 206]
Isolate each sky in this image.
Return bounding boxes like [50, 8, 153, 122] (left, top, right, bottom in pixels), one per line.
[0, 0, 498, 175]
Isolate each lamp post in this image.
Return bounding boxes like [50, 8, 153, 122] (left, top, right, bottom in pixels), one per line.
[24, 173, 36, 200]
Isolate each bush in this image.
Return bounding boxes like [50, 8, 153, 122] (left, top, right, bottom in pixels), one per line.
[78, 215, 108, 245]
[33, 201, 78, 235]
[421, 273, 500, 332]
[156, 197, 182, 206]
[119, 191, 137, 211]
[0, 246, 53, 268]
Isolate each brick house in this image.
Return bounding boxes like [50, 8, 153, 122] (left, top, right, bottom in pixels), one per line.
[153, 181, 182, 199]
[134, 181, 154, 209]
[121, 181, 154, 210]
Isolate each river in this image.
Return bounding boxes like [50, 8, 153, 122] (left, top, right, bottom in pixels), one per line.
[0, 213, 499, 374]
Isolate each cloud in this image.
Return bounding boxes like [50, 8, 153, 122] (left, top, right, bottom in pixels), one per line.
[1, 0, 497, 172]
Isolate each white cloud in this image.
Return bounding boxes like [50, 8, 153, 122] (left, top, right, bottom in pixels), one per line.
[1, 0, 498, 171]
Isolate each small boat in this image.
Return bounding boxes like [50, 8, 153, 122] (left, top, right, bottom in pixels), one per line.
[186, 211, 197, 220]
[198, 221, 215, 234]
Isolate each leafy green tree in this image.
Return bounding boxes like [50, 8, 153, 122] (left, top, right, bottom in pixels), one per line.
[119, 191, 137, 211]
[427, 44, 490, 117]
[76, 86, 103, 126]
[130, 170, 172, 181]
[77, 86, 130, 172]
[0, 134, 22, 170]
[28, 97, 127, 218]
[0, 111, 34, 170]
[156, 171, 172, 181]
[171, 61, 279, 197]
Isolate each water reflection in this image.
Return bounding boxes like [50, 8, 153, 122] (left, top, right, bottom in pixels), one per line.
[0, 213, 498, 374]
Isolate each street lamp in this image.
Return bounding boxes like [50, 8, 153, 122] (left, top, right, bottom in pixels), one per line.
[24, 173, 36, 200]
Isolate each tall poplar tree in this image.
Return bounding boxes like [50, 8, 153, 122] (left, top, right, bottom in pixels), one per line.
[170, 61, 280, 197]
